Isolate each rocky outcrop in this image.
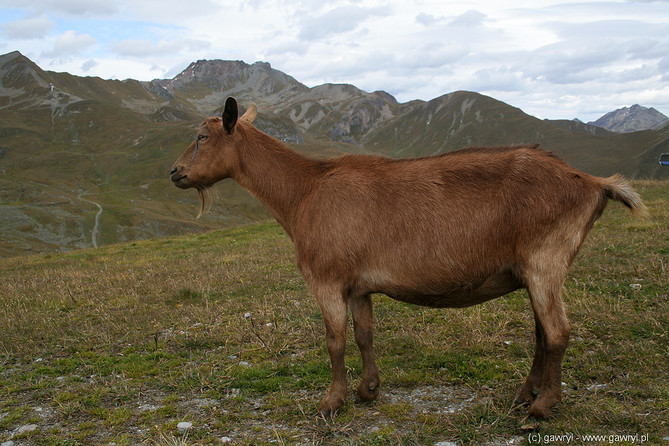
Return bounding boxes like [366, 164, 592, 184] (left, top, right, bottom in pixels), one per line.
[588, 104, 668, 133]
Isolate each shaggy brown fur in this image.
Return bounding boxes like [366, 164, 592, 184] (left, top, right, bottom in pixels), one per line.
[171, 97, 646, 419]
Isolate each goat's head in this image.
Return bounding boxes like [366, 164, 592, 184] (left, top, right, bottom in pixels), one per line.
[170, 97, 257, 217]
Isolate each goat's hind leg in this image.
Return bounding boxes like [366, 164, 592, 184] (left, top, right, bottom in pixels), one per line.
[349, 293, 380, 402]
[519, 272, 571, 418]
[516, 318, 546, 405]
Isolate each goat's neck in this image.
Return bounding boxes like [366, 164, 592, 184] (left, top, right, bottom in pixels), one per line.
[232, 125, 320, 238]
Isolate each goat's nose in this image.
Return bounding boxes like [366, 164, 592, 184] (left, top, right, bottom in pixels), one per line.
[170, 167, 178, 175]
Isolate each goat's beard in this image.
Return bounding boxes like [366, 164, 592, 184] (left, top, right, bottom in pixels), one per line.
[196, 186, 217, 219]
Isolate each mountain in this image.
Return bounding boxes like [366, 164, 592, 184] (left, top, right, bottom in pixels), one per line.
[152, 58, 407, 146]
[1, 50, 668, 257]
[588, 104, 669, 133]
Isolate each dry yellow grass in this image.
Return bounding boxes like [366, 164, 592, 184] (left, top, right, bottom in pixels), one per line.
[0, 181, 667, 445]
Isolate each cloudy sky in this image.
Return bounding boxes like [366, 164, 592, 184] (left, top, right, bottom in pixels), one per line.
[1, 0, 668, 122]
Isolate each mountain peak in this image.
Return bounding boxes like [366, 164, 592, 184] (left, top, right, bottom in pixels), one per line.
[0, 49, 51, 93]
[156, 58, 307, 111]
[164, 59, 300, 90]
[0, 50, 23, 63]
[166, 59, 250, 89]
[588, 104, 668, 133]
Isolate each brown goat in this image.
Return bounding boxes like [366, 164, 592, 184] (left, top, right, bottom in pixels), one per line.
[170, 97, 646, 419]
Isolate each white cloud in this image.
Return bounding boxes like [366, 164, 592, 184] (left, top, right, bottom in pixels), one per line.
[1, 0, 118, 16]
[81, 58, 98, 72]
[121, 0, 218, 23]
[415, 12, 440, 26]
[265, 40, 309, 58]
[448, 10, 487, 28]
[297, 5, 392, 40]
[111, 38, 210, 58]
[471, 66, 528, 93]
[1, 15, 55, 39]
[42, 30, 96, 58]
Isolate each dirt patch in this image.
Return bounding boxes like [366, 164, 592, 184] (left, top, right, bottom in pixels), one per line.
[0, 383, 481, 444]
[384, 385, 476, 414]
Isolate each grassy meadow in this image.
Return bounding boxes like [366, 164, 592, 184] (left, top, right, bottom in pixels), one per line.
[0, 181, 667, 445]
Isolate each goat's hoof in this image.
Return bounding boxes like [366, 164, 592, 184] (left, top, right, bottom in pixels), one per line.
[515, 383, 539, 405]
[528, 403, 553, 419]
[318, 406, 337, 420]
[527, 394, 559, 419]
[318, 395, 343, 420]
[356, 381, 379, 402]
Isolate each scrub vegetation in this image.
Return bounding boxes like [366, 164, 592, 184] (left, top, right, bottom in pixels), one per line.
[1, 181, 667, 445]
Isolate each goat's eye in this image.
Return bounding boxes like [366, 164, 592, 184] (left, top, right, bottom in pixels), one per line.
[197, 135, 208, 142]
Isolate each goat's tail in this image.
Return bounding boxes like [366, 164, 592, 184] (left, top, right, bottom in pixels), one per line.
[601, 174, 648, 218]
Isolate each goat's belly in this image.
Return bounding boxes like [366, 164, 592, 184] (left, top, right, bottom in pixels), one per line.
[373, 269, 523, 309]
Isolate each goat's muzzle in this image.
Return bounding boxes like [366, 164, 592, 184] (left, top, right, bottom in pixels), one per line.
[170, 166, 189, 188]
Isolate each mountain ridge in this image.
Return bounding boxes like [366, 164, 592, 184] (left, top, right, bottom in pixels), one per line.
[1, 50, 667, 257]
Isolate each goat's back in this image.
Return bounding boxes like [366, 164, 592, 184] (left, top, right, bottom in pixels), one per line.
[294, 145, 610, 303]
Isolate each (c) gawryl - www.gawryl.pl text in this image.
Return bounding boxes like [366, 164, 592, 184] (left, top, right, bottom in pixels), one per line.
[527, 432, 650, 444]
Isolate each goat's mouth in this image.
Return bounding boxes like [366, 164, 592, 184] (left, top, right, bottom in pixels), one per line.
[171, 173, 190, 188]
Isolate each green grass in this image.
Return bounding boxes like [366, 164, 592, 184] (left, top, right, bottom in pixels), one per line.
[1, 182, 667, 445]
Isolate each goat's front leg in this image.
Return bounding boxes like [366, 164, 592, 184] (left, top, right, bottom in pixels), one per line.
[315, 285, 349, 419]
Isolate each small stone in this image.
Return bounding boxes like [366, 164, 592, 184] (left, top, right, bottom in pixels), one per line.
[17, 424, 38, 434]
[435, 442, 457, 446]
[221, 437, 232, 443]
[244, 313, 252, 319]
[228, 388, 241, 398]
[177, 421, 192, 431]
[138, 404, 159, 412]
[520, 421, 539, 430]
[239, 361, 249, 367]
[2, 440, 15, 446]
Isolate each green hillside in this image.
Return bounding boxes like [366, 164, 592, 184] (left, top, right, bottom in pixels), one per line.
[0, 181, 667, 444]
[364, 91, 669, 178]
[0, 53, 274, 256]
[1, 50, 668, 257]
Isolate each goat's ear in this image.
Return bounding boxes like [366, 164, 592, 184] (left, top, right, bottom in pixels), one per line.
[240, 103, 257, 124]
[222, 97, 238, 134]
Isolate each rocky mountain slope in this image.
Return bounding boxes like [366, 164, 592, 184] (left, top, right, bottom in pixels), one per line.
[1, 50, 668, 257]
[588, 104, 668, 133]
